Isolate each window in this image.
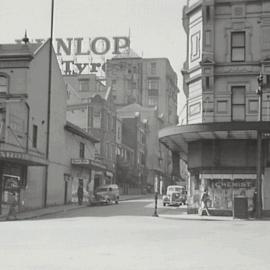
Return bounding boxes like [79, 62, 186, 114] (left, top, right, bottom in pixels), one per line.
[106, 143, 111, 160]
[132, 82, 137, 89]
[139, 152, 145, 166]
[79, 79, 89, 91]
[266, 75, 270, 87]
[148, 89, 159, 96]
[232, 86, 245, 121]
[112, 80, 116, 89]
[189, 102, 201, 116]
[32, 125, 38, 148]
[117, 126, 121, 140]
[148, 96, 158, 106]
[148, 79, 159, 90]
[95, 142, 101, 154]
[217, 100, 228, 113]
[148, 88, 159, 106]
[93, 111, 101, 128]
[0, 75, 8, 93]
[248, 100, 258, 113]
[79, 142, 85, 158]
[205, 76, 210, 90]
[150, 63, 157, 74]
[206, 6, 211, 22]
[231, 32, 245, 62]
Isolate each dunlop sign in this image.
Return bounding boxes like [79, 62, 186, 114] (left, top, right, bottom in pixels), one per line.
[16, 36, 130, 76]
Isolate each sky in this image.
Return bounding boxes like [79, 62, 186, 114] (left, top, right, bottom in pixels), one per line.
[0, 0, 187, 110]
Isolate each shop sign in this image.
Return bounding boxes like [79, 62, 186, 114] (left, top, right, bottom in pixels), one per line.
[210, 178, 256, 189]
[91, 160, 106, 170]
[15, 36, 130, 76]
[0, 151, 26, 160]
[71, 159, 90, 165]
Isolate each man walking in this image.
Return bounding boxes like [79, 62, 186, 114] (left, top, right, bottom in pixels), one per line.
[77, 180, 84, 205]
[199, 188, 210, 216]
[6, 191, 17, 221]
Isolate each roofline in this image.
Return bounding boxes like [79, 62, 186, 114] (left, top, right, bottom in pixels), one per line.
[159, 121, 270, 139]
[32, 39, 50, 56]
[65, 121, 99, 143]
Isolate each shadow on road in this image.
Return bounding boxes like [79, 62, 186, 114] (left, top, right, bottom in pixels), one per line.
[36, 199, 189, 221]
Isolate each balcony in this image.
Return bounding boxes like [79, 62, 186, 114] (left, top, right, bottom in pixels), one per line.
[0, 100, 28, 149]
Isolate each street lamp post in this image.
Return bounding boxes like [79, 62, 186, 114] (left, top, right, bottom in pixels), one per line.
[152, 176, 159, 217]
[256, 73, 264, 219]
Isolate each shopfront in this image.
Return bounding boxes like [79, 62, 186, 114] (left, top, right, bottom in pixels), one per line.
[198, 174, 256, 212]
[0, 151, 47, 215]
[159, 122, 270, 216]
[71, 158, 108, 202]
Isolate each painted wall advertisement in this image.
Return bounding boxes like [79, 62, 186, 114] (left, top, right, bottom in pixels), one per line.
[16, 36, 130, 76]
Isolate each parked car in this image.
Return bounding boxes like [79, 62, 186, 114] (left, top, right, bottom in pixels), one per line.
[162, 185, 187, 206]
[88, 184, 120, 206]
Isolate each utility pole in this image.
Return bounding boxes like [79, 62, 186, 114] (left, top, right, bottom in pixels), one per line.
[44, 0, 55, 207]
[256, 72, 264, 218]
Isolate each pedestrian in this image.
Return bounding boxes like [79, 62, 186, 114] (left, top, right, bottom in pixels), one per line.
[6, 191, 17, 221]
[252, 188, 257, 218]
[77, 180, 84, 205]
[199, 188, 210, 216]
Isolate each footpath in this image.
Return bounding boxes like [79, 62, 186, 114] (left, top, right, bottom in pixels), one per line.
[0, 194, 148, 222]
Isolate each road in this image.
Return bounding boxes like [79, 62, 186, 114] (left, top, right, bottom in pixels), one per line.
[0, 197, 270, 270]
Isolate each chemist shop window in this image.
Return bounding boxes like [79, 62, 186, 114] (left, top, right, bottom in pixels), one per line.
[79, 142, 85, 158]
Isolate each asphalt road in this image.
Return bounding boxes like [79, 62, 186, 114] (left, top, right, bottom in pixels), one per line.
[0, 198, 270, 270]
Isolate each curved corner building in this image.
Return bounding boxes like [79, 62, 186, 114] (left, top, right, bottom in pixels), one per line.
[159, 0, 270, 216]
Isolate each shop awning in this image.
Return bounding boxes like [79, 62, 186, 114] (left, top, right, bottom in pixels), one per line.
[0, 150, 47, 166]
[71, 158, 107, 171]
[159, 121, 270, 160]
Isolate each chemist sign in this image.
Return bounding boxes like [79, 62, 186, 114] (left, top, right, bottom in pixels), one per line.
[16, 36, 130, 76]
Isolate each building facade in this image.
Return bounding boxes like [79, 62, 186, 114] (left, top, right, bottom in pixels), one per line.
[0, 41, 71, 214]
[118, 104, 174, 192]
[106, 52, 179, 126]
[106, 52, 179, 191]
[64, 121, 99, 204]
[160, 0, 270, 215]
[65, 74, 117, 188]
[115, 110, 148, 194]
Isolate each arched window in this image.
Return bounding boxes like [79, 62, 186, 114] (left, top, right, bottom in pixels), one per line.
[0, 75, 8, 93]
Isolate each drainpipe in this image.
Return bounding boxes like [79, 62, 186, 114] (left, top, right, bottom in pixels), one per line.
[24, 101, 30, 153]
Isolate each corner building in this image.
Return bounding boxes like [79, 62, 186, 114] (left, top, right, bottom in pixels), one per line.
[160, 0, 270, 215]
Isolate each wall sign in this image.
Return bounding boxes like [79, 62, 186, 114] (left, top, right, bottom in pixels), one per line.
[16, 36, 130, 76]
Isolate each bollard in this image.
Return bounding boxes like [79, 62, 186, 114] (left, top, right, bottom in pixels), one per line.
[152, 192, 159, 217]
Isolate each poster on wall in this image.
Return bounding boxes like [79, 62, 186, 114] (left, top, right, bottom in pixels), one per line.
[3, 174, 20, 191]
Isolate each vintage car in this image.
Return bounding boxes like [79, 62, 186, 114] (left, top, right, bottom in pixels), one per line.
[162, 185, 187, 206]
[88, 184, 120, 206]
